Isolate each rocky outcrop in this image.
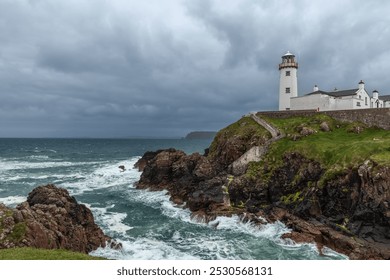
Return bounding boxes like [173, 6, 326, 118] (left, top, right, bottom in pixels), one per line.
[136, 149, 227, 212]
[0, 184, 115, 253]
[270, 207, 390, 260]
[136, 147, 390, 260]
[135, 114, 390, 259]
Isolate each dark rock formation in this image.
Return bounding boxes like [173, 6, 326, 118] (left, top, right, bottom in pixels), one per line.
[270, 207, 390, 260]
[134, 150, 162, 172]
[136, 149, 224, 211]
[136, 146, 390, 259]
[0, 184, 115, 253]
[135, 114, 390, 259]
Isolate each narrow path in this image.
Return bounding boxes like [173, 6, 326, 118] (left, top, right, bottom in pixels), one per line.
[229, 113, 285, 175]
[249, 113, 284, 139]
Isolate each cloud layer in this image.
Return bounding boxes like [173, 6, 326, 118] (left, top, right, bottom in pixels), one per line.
[1, 0, 390, 137]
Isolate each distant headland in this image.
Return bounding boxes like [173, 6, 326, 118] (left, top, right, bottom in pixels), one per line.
[184, 131, 217, 139]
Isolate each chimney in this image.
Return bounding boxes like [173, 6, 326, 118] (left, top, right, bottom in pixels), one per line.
[373, 90, 379, 99]
[358, 80, 365, 91]
[313, 85, 319, 92]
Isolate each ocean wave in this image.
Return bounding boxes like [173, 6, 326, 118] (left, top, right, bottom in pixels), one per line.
[0, 158, 97, 171]
[26, 155, 50, 160]
[0, 171, 87, 184]
[89, 204, 133, 236]
[64, 157, 141, 195]
[0, 195, 26, 207]
[124, 188, 347, 259]
[90, 237, 199, 260]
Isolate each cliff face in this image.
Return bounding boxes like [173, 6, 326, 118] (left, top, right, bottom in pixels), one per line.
[0, 184, 115, 253]
[136, 113, 390, 259]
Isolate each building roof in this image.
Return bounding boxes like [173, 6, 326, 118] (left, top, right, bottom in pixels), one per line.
[379, 95, 390, 102]
[306, 88, 358, 97]
[283, 51, 294, 57]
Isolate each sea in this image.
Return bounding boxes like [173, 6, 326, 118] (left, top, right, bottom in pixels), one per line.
[0, 138, 346, 260]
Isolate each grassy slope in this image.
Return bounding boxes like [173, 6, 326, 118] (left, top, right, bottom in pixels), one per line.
[261, 114, 390, 169]
[208, 116, 271, 159]
[0, 247, 106, 260]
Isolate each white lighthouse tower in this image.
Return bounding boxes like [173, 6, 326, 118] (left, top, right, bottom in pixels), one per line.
[279, 51, 298, 110]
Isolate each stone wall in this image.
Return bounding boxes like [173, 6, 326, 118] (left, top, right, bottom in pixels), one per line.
[258, 108, 390, 130]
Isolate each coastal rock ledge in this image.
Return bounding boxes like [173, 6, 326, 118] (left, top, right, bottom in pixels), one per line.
[135, 149, 390, 260]
[135, 113, 390, 259]
[0, 184, 114, 254]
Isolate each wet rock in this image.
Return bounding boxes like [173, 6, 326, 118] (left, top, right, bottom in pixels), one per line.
[0, 185, 115, 253]
[135, 130, 390, 259]
[134, 150, 162, 172]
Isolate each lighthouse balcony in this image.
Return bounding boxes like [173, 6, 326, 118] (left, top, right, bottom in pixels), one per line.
[279, 62, 298, 70]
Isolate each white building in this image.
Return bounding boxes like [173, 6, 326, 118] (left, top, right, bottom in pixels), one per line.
[290, 81, 372, 111]
[278, 52, 390, 111]
[374, 91, 390, 108]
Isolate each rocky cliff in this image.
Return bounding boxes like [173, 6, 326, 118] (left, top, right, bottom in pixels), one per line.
[0, 184, 115, 254]
[136, 113, 390, 259]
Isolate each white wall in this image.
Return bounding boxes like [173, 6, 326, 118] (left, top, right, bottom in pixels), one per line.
[290, 94, 331, 111]
[371, 97, 384, 108]
[279, 67, 298, 110]
[290, 89, 375, 111]
[354, 88, 371, 109]
[333, 97, 354, 110]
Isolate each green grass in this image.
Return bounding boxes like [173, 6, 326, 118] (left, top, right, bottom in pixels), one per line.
[262, 114, 338, 136]
[7, 222, 26, 242]
[208, 116, 271, 159]
[280, 191, 304, 204]
[0, 247, 106, 260]
[263, 114, 390, 169]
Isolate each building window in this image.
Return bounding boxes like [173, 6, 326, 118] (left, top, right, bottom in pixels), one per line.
[359, 95, 361, 99]
[286, 71, 290, 76]
[356, 102, 361, 107]
[285, 87, 291, 94]
[365, 97, 367, 105]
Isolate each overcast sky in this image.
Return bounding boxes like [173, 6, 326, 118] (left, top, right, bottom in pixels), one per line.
[1, 0, 390, 138]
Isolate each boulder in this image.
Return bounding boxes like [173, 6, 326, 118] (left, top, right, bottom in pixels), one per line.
[0, 184, 114, 253]
[320, 121, 330, 132]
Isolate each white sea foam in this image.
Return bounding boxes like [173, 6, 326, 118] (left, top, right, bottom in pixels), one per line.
[170, 233, 240, 259]
[127, 188, 347, 259]
[90, 237, 199, 260]
[127, 189, 170, 207]
[0, 195, 26, 206]
[131, 189, 289, 239]
[64, 157, 141, 195]
[321, 246, 348, 259]
[27, 155, 50, 160]
[0, 158, 91, 171]
[132, 188, 290, 241]
[90, 205, 133, 236]
[0, 171, 86, 184]
[211, 215, 291, 240]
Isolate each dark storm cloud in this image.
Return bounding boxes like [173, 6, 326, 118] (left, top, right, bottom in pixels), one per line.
[1, 0, 390, 137]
